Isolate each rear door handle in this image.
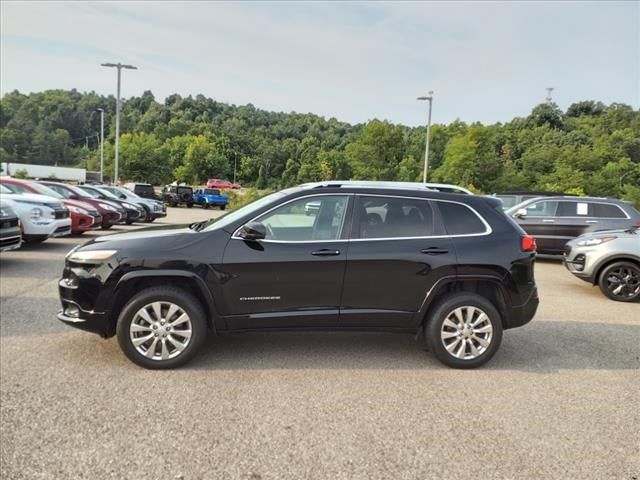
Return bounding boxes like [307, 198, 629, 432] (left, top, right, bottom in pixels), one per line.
[421, 247, 449, 255]
[311, 249, 341, 256]
[585, 220, 598, 224]
[542, 219, 555, 223]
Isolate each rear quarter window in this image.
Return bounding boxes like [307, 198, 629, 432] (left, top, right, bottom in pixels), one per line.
[437, 201, 488, 235]
[594, 203, 627, 218]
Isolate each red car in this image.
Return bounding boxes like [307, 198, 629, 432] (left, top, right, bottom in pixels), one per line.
[0, 177, 102, 234]
[206, 178, 241, 190]
[39, 181, 124, 229]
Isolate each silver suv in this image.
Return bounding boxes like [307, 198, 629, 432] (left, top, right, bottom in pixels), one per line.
[564, 227, 640, 302]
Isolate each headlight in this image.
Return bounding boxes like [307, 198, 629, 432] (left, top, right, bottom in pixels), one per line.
[67, 249, 117, 263]
[98, 203, 117, 212]
[576, 236, 617, 246]
[30, 207, 43, 220]
[68, 206, 89, 215]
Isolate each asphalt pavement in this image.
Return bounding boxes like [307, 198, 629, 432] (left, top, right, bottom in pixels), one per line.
[1, 207, 638, 479]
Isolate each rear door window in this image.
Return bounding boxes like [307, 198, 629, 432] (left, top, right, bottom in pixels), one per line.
[524, 200, 558, 217]
[556, 201, 595, 217]
[356, 196, 435, 239]
[437, 201, 488, 235]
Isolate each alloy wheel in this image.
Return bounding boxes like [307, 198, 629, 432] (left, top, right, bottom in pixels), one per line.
[440, 306, 493, 360]
[129, 301, 193, 361]
[605, 266, 640, 300]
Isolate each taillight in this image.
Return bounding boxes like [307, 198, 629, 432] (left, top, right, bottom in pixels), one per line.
[521, 235, 536, 252]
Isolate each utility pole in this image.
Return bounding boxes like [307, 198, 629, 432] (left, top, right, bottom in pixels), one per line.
[101, 62, 137, 184]
[545, 87, 554, 104]
[417, 91, 434, 183]
[96, 108, 104, 183]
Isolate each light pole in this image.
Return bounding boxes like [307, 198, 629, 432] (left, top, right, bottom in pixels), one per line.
[417, 91, 434, 183]
[96, 108, 104, 183]
[101, 62, 137, 184]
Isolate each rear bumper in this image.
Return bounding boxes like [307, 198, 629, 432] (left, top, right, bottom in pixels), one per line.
[506, 287, 539, 329]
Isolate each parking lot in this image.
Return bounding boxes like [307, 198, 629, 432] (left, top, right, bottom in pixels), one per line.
[1, 207, 638, 479]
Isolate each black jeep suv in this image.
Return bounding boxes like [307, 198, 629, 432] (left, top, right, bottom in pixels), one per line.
[162, 185, 194, 208]
[57, 181, 538, 369]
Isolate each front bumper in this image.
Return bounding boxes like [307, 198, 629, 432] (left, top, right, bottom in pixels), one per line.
[0, 225, 22, 252]
[23, 218, 72, 238]
[563, 245, 596, 283]
[101, 211, 122, 227]
[57, 302, 110, 337]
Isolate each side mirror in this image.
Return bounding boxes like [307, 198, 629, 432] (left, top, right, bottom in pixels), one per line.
[69, 193, 79, 200]
[514, 208, 527, 219]
[239, 221, 266, 241]
[119, 194, 126, 199]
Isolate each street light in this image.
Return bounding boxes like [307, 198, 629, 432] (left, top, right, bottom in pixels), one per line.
[417, 91, 434, 183]
[101, 62, 137, 184]
[96, 108, 104, 183]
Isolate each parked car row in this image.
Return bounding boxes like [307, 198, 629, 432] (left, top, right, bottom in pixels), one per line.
[0, 178, 167, 251]
[161, 184, 229, 210]
[500, 192, 640, 302]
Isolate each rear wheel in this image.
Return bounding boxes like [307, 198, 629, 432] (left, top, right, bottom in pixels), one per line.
[186, 203, 193, 208]
[116, 287, 207, 369]
[202, 202, 210, 209]
[220, 205, 226, 210]
[425, 293, 503, 369]
[598, 261, 640, 302]
[101, 224, 113, 230]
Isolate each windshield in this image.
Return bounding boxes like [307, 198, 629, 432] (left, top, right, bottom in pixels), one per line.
[203, 189, 289, 231]
[23, 181, 64, 199]
[78, 186, 102, 198]
[94, 187, 120, 200]
[204, 189, 220, 195]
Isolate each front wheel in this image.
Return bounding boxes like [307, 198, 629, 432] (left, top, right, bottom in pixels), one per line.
[116, 287, 207, 369]
[186, 203, 193, 208]
[202, 203, 210, 209]
[220, 204, 226, 210]
[101, 224, 113, 230]
[425, 293, 503, 369]
[598, 261, 640, 302]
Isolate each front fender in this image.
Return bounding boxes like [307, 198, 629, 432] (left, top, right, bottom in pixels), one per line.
[115, 269, 221, 333]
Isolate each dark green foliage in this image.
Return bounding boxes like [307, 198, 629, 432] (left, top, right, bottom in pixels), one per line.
[1, 89, 638, 207]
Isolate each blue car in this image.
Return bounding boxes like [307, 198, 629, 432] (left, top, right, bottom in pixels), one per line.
[193, 188, 228, 210]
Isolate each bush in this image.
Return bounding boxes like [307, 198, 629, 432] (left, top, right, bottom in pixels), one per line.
[225, 188, 274, 210]
[13, 169, 28, 179]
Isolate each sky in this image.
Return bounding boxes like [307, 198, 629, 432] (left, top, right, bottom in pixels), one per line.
[1, 1, 638, 126]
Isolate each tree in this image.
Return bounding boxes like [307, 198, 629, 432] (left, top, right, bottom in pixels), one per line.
[345, 120, 404, 180]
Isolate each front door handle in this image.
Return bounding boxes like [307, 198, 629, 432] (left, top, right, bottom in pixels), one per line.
[585, 220, 598, 224]
[542, 219, 555, 223]
[421, 247, 449, 255]
[311, 249, 341, 256]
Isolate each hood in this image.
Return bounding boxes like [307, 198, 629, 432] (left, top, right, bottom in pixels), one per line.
[64, 198, 98, 211]
[569, 228, 638, 245]
[92, 224, 192, 243]
[0, 192, 62, 206]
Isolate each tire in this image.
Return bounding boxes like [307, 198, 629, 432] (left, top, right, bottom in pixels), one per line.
[186, 203, 193, 209]
[140, 206, 150, 222]
[598, 261, 640, 302]
[202, 203, 210, 210]
[220, 205, 226, 210]
[116, 286, 208, 369]
[147, 217, 155, 222]
[125, 219, 134, 225]
[101, 224, 113, 230]
[170, 201, 177, 208]
[425, 292, 503, 369]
